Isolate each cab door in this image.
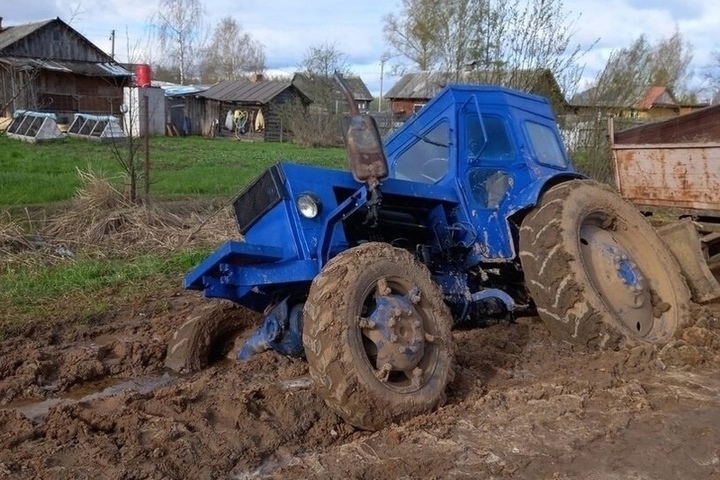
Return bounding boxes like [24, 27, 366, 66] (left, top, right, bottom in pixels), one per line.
[458, 98, 522, 262]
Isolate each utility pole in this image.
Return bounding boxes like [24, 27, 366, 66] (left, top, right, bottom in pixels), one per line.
[110, 29, 116, 60]
[379, 55, 388, 112]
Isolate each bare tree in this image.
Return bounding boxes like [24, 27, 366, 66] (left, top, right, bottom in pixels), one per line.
[296, 41, 353, 114]
[151, 0, 206, 84]
[199, 16, 266, 84]
[384, 0, 587, 97]
[383, 0, 444, 71]
[300, 41, 351, 78]
[277, 43, 353, 147]
[589, 31, 694, 107]
[567, 31, 695, 184]
[703, 49, 720, 102]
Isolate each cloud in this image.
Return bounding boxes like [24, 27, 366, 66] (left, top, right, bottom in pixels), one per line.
[2, 0, 717, 97]
[2, 0, 62, 23]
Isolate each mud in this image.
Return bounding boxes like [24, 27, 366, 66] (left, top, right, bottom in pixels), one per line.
[1, 288, 719, 479]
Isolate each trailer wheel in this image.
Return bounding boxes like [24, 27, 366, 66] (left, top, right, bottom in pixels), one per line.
[519, 180, 691, 349]
[165, 301, 251, 373]
[303, 242, 455, 430]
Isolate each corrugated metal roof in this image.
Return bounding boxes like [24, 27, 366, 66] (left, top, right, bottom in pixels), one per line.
[292, 73, 373, 102]
[0, 56, 130, 77]
[199, 79, 295, 103]
[385, 72, 456, 100]
[162, 84, 211, 96]
[0, 19, 53, 51]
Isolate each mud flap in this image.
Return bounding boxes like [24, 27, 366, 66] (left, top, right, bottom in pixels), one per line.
[657, 219, 720, 303]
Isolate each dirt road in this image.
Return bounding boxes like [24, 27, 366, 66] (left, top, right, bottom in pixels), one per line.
[1, 289, 719, 479]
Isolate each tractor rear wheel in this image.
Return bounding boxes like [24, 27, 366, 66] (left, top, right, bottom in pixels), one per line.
[165, 301, 252, 373]
[302, 242, 455, 430]
[519, 180, 690, 349]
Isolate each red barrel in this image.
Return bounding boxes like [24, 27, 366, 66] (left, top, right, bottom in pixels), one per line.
[135, 64, 152, 87]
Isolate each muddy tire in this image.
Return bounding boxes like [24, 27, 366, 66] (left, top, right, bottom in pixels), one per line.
[165, 301, 250, 373]
[519, 180, 691, 349]
[302, 242, 455, 430]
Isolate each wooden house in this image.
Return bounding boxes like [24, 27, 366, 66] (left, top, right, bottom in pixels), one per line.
[569, 85, 707, 121]
[0, 17, 131, 123]
[562, 85, 709, 150]
[291, 73, 373, 113]
[385, 69, 566, 121]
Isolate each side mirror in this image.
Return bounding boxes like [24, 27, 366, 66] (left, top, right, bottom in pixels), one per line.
[335, 73, 388, 184]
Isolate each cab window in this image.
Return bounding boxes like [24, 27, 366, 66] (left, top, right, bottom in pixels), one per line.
[525, 121, 567, 168]
[466, 114, 514, 161]
[394, 121, 450, 183]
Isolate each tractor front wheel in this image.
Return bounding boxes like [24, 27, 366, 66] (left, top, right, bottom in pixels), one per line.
[519, 180, 690, 349]
[165, 301, 252, 373]
[302, 242, 455, 430]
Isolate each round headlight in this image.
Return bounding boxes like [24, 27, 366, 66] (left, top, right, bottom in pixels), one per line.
[297, 194, 321, 219]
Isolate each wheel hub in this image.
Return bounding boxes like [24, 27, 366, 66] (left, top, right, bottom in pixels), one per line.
[580, 224, 653, 337]
[360, 285, 426, 375]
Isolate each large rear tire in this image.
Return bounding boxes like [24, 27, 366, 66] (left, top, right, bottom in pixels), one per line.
[519, 180, 691, 349]
[303, 242, 455, 430]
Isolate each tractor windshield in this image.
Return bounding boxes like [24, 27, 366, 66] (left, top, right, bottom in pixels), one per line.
[394, 121, 450, 183]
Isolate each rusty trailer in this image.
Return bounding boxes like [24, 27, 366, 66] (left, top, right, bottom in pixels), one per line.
[610, 115, 720, 303]
[611, 141, 720, 217]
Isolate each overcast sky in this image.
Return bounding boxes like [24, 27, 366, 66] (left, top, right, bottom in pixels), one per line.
[3, 0, 719, 98]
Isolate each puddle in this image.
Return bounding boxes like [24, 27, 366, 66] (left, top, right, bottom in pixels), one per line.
[3, 373, 177, 423]
[3, 370, 314, 425]
[278, 376, 314, 390]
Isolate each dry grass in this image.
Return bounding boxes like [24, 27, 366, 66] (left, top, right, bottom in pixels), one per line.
[2, 169, 238, 265]
[43, 169, 237, 254]
[0, 212, 33, 254]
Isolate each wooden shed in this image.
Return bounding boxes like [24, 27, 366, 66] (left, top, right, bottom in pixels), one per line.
[198, 77, 310, 142]
[0, 17, 131, 123]
[162, 84, 211, 136]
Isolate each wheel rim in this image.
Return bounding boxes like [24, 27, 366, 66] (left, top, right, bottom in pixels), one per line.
[579, 219, 655, 338]
[356, 277, 439, 394]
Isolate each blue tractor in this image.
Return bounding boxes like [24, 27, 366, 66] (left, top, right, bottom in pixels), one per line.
[168, 79, 690, 430]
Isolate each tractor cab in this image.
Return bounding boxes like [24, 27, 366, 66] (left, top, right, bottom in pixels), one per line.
[384, 85, 579, 261]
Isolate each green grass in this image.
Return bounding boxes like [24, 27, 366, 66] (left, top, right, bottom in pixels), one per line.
[0, 136, 346, 206]
[0, 248, 210, 332]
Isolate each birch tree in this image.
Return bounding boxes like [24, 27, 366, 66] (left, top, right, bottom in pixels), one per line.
[199, 16, 266, 83]
[152, 0, 205, 84]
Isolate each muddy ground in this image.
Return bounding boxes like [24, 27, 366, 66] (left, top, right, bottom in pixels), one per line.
[0, 285, 718, 480]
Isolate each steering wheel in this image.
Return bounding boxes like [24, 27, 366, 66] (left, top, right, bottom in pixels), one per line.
[420, 157, 448, 182]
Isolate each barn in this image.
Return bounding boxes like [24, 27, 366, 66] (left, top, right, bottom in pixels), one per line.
[0, 17, 131, 124]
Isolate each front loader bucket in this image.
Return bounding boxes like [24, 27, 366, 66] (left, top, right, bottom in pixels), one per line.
[657, 219, 720, 303]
